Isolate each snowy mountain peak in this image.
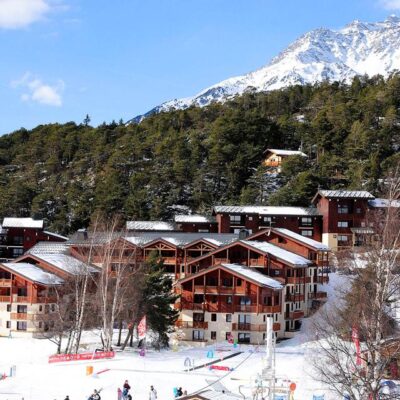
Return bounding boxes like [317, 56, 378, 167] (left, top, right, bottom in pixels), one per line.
[131, 16, 400, 122]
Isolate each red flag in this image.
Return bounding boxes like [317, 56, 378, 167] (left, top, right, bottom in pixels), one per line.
[138, 316, 147, 340]
[352, 326, 361, 366]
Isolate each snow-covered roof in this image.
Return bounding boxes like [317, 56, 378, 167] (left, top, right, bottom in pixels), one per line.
[213, 205, 319, 216]
[126, 221, 175, 231]
[174, 214, 216, 223]
[221, 264, 283, 289]
[2, 217, 44, 229]
[27, 242, 70, 255]
[188, 389, 243, 400]
[43, 231, 69, 241]
[1, 262, 64, 285]
[266, 149, 307, 157]
[32, 254, 98, 275]
[272, 228, 330, 251]
[368, 198, 400, 208]
[316, 190, 374, 199]
[125, 233, 238, 248]
[241, 240, 312, 266]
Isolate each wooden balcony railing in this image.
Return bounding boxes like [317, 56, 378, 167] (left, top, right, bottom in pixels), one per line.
[176, 321, 208, 329]
[14, 296, 29, 303]
[286, 277, 311, 284]
[285, 293, 305, 302]
[232, 323, 280, 332]
[213, 258, 229, 264]
[0, 295, 11, 302]
[249, 258, 265, 266]
[10, 313, 32, 320]
[308, 291, 328, 300]
[161, 257, 177, 265]
[0, 279, 12, 287]
[285, 311, 305, 320]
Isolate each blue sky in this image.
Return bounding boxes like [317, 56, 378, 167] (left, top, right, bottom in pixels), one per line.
[0, 0, 398, 134]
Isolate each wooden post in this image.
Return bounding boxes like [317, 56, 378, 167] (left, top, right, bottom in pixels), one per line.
[256, 286, 260, 315]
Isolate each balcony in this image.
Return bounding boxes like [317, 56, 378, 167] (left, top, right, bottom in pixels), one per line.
[213, 258, 230, 264]
[0, 279, 12, 287]
[285, 311, 305, 320]
[176, 321, 208, 329]
[249, 258, 265, 266]
[286, 276, 311, 284]
[309, 291, 327, 300]
[317, 276, 329, 284]
[0, 295, 11, 302]
[10, 313, 32, 320]
[36, 297, 57, 304]
[14, 296, 29, 303]
[285, 293, 305, 302]
[232, 323, 280, 332]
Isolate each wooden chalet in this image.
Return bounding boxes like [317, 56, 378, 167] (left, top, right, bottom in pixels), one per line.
[263, 149, 307, 172]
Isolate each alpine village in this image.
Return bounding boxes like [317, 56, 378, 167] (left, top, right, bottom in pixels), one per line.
[1, 7, 400, 400]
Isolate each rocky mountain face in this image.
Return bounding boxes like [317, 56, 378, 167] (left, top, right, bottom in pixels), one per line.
[132, 16, 400, 122]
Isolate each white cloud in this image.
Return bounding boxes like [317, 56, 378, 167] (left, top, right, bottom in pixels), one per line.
[11, 72, 64, 107]
[0, 0, 52, 29]
[380, 0, 400, 9]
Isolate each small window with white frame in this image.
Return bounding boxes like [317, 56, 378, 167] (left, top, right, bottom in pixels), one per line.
[338, 221, 349, 228]
[229, 215, 241, 224]
[301, 230, 313, 237]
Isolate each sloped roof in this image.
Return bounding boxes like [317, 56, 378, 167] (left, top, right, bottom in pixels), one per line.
[178, 263, 282, 290]
[272, 228, 330, 251]
[265, 149, 307, 157]
[240, 240, 312, 266]
[315, 190, 374, 199]
[27, 242, 70, 255]
[221, 263, 283, 289]
[126, 221, 176, 231]
[125, 232, 238, 248]
[213, 205, 319, 216]
[29, 253, 98, 275]
[368, 198, 400, 208]
[2, 217, 43, 229]
[1, 262, 64, 285]
[43, 231, 69, 241]
[174, 214, 216, 223]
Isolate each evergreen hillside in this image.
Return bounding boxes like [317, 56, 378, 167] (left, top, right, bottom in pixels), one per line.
[1, 75, 399, 235]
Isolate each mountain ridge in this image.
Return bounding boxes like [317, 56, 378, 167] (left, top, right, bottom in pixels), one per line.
[130, 15, 400, 123]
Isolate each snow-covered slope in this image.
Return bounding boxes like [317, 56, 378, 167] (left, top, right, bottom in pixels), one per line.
[131, 16, 400, 122]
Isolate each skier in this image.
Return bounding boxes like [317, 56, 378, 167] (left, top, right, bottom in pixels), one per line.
[88, 389, 101, 400]
[64, 396, 70, 400]
[149, 385, 157, 400]
[122, 380, 132, 400]
[177, 387, 183, 397]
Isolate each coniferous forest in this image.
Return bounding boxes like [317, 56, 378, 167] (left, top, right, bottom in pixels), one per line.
[0, 75, 399, 235]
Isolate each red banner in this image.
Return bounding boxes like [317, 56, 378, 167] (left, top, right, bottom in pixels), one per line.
[49, 351, 115, 363]
[209, 365, 231, 371]
[352, 326, 361, 366]
[138, 316, 146, 340]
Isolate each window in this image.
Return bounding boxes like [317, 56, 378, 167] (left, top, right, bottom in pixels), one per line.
[226, 314, 232, 322]
[301, 230, 313, 237]
[338, 204, 349, 214]
[211, 331, 217, 340]
[17, 305, 27, 313]
[229, 215, 242, 224]
[248, 216, 253, 221]
[225, 332, 232, 340]
[263, 216, 272, 223]
[356, 208, 362, 214]
[51, 304, 56, 312]
[17, 321, 27, 331]
[300, 217, 312, 226]
[6, 321, 11, 328]
[211, 296, 217, 303]
[338, 221, 349, 228]
[223, 278, 233, 287]
[193, 313, 204, 322]
[39, 305, 43, 312]
[236, 279, 242, 286]
[211, 313, 217, 322]
[226, 296, 232, 304]
[238, 333, 251, 343]
[338, 235, 349, 242]
[12, 248, 24, 257]
[238, 314, 251, 324]
[6, 304, 11, 312]
[240, 297, 251, 305]
[193, 330, 204, 341]
[198, 229, 209, 233]
[38, 322, 43, 329]
[13, 236, 23, 245]
[17, 287, 27, 296]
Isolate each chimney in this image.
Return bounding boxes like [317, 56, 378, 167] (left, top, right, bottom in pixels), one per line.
[77, 228, 88, 241]
[239, 229, 249, 240]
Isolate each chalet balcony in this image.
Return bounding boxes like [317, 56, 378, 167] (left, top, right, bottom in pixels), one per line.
[0, 279, 12, 287]
[213, 258, 230, 264]
[14, 296, 29, 303]
[232, 323, 280, 332]
[10, 313, 33, 320]
[249, 258, 265, 266]
[161, 257, 177, 265]
[285, 293, 305, 302]
[234, 304, 281, 313]
[36, 296, 57, 304]
[176, 321, 208, 329]
[0, 295, 11, 302]
[286, 276, 311, 284]
[308, 291, 327, 300]
[285, 311, 305, 320]
[317, 276, 329, 284]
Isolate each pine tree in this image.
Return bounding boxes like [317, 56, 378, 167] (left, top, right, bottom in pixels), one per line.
[140, 254, 179, 348]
